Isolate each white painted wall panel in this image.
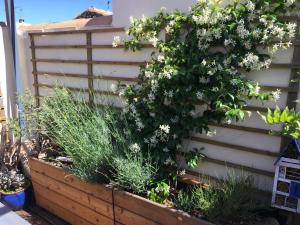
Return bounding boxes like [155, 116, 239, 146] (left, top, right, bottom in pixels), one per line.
[93, 48, 153, 61]
[36, 62, 87, 74]
[234, 113, 283, 131]
[36, 49, 87, 60]
[92, 32, 128, 45]
[246, 68, 291, 87]
[184, 140, 276, 173]
[38, 75, 88, 89]
[194, 126, 281, 153]
[35, 34, 85, 45]
[186, 161, 274, 191]
[93, 65, 140, 78]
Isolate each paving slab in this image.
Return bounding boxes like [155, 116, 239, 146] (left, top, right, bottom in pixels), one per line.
[0, 202, 31, 225]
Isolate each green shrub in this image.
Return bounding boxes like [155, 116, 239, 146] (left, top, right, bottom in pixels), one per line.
[147, 180, 170, 204]
[39, 88, 120, 182]
[175, 173, 265, 224]
[111, 145, 157, 194]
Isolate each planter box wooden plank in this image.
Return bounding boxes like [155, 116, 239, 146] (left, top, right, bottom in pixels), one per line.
[114, 190, 213, 225]
[115, 206, 159, 225]
[29, 158, 112, 203]
[35, 192, 93, 225]
[29, 158, 213, 225]
[31, 170, 114, 219]
[33, 182, 114, 225]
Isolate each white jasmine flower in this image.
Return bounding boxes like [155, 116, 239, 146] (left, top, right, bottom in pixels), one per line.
[150, 112, 156, 117]
[163, 147, 170, 152]
[149, 37, 159, 47]
[164, 90, 174, 98]
[246, 1, 255, 11]
[285, 0, 295, 7]
[196, 91, 204, 99]
[207, 130, 217, 137]
[254, 83, 260, 95]
[145, 71, 154, 78]
[129, 143, 141, 153]
[237, 20, 250, 39]
[157, 54, 165, 63]
[179, 169, 186, 176]
[272, 89, 281, 102]
[112, 36, 121, 47]
[136, 121, 144, 131]
[164, 157, 175, 166]
[224, 39, 236, 47]
[148, 92, 156, 101]
[159, 124, 170, 134]
[201, 60, 207, 66]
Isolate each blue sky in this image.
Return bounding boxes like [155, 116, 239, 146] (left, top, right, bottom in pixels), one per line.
[0, 0, 112, 24]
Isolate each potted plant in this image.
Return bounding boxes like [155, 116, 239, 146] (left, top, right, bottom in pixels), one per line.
[0, 169, 28, 210]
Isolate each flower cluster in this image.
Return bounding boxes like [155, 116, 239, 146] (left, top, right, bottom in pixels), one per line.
[0, 170, 26, 193]
[119, 0, 297, 171]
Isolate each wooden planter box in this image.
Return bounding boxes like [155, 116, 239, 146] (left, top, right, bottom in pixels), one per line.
[29, 158, 213, 225]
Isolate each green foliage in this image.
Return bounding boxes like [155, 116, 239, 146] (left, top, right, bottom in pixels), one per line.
[117, 0, 297, 173]
[111, 149, 157, 194]
[38, 88, 120, 182]
[147, 180, 170, 204]
[174, 189, 194, 212]
[175, 174, 265, 224]
[261, 106, 300, 138]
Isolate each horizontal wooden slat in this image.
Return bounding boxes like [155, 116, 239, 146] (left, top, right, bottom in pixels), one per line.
[33, 182, 114, 225]
[270, 63, 300, 69]
[35, 192, 93, 225]
[114, 190, 212, 225]
[211, 123, 274, 135]
[32, 58, 145, 66]
[204, 157, 274, 177]
[31, 170, 114, 219]
[29, 27, 125, 36]
[31, 44, 154, 49]
[34, 71, 138, 82]
[190, 136, 279, 157]
[29, 158, 113, 203]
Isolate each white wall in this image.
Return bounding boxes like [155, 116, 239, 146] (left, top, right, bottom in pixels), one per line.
[0, 24, 17, 119]
[113, 0, 198, 27]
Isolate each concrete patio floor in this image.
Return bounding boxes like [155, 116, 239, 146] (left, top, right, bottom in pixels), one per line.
[0, 202, 30, 225]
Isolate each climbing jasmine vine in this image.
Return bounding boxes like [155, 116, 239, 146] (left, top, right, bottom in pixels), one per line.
[114, 0, 297, 175]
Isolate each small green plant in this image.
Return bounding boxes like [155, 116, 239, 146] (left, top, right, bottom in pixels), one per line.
[174, 189, 194, 212]
[111, 148, 157, 194]
[147, 180, 170, 204]
[175, 173, 265, 224]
